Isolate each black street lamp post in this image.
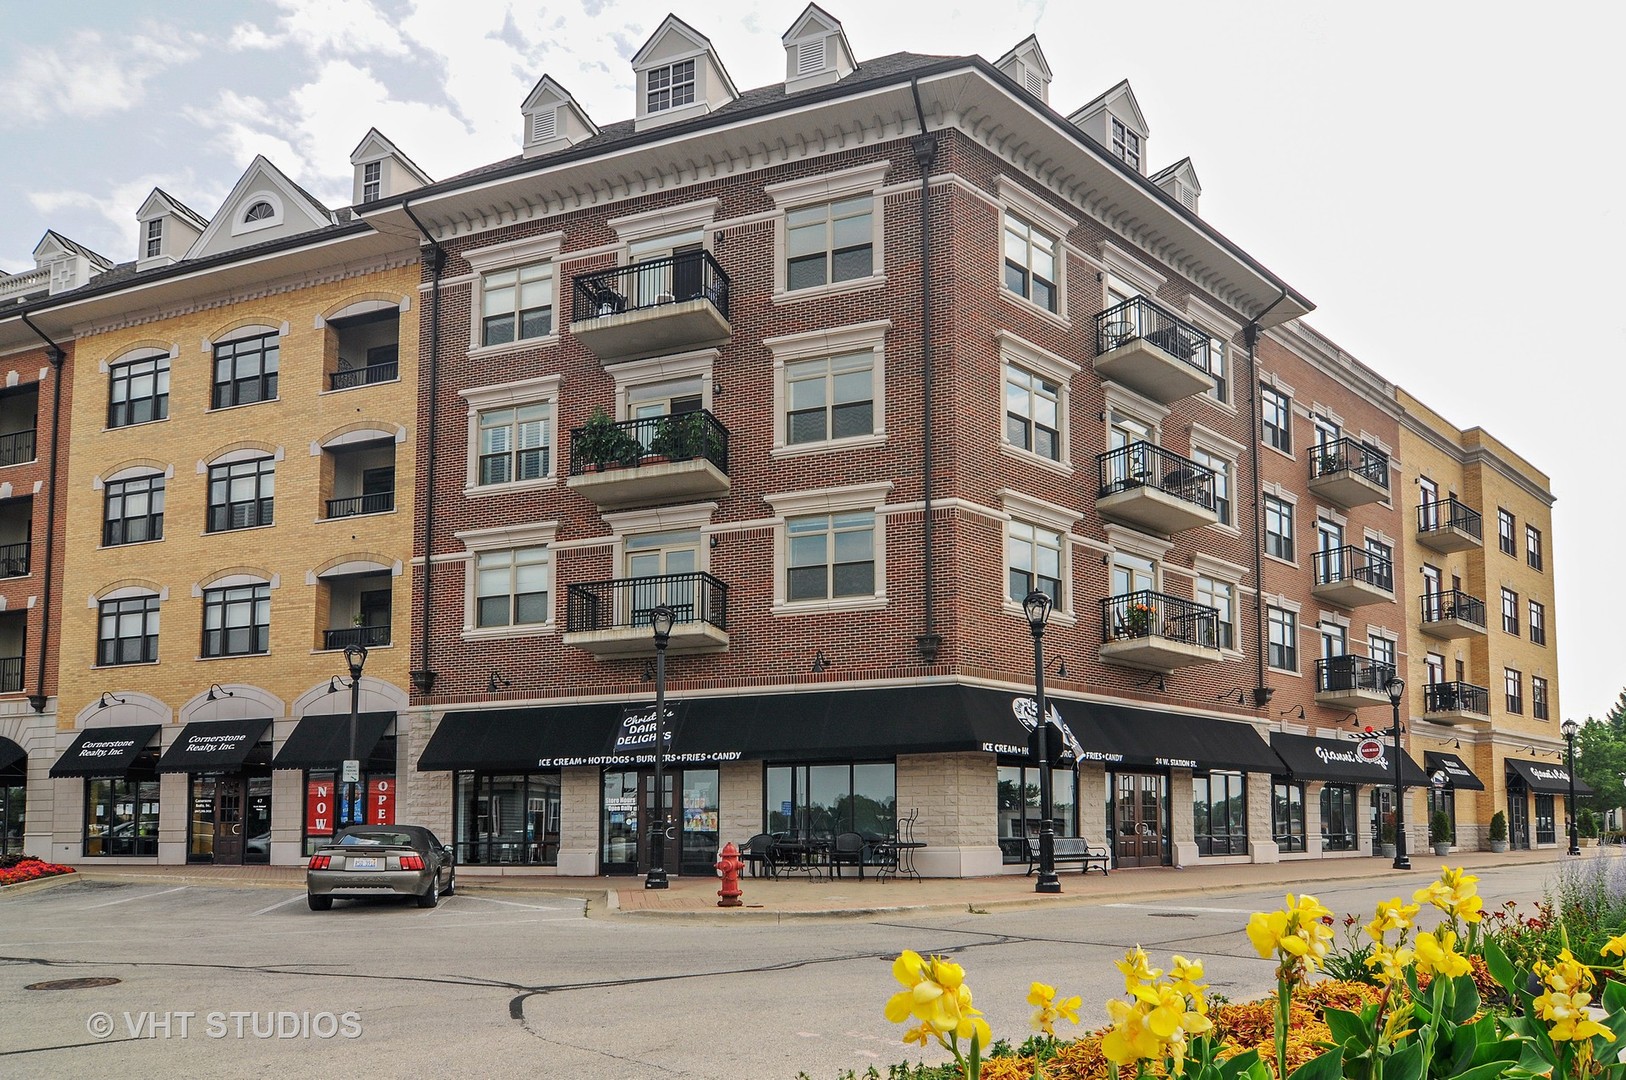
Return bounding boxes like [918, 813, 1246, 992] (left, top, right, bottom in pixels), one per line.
[1563, 718, 1581, 856]
[1385, 675, 1410, 871]
[1023, 590, 1060, 895]
[343, 643, 367, 828]
[645, 605, 675, 890]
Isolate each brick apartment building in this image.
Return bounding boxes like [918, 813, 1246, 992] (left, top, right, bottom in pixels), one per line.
[0, 4, 1567, 873]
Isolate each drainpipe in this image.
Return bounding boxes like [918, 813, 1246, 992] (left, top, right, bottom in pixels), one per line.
[909, 78, 942, 662]
[1244, 289, 1288, 710]
[402, 202, 445, 695]
[19, 313, 63, 714]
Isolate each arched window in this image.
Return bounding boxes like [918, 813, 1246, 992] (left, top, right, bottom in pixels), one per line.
[244, 201, 275, 223]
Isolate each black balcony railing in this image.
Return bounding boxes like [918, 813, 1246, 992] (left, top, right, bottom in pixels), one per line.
[323, 624, 391, 650]
[1100, 589, 1220, 648]
[1093, 296, 1212, 374]
[0, 655, 21, 693]
[1312, 544, 1394, 592]
[1096, 442, 1215, 508]
[0, 430, 36, 467]
[0, 541, 28, 578]
[568, 410, 729, 475]
[1424, 681, 1490, 715]
[1309, 436, 1389, 491]
[329, 359, 399, 391]
[1417, 497, 1482, 539]
[1315, 654, 1396, 695]
[565, 571, 728, 634]
[326, 492, 395, 519]
[1420, 589, 1487, 628]
[571, 251, 730, 324]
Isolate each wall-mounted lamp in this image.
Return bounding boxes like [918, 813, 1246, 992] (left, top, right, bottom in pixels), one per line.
[97, 691, 127, 710]
[1054, 659, 1068, 678]
[1279, 705, 1306, 720]
[1215, 688, 1245, 704]
[1436, 737, 1461, 750]
[811, 649, 831, 673]
[640, 660, 656, 683]
[205, 683, 234, 702]
[326, 676, 342, 695]
[1137, 672, 1166, 692]
[487, 671, 511, 694]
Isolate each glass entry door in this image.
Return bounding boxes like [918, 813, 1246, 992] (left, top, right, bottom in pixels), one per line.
[212, 777, 245, 864]
[1112, 772, 1165, 867]
[626, 531, 700, 624]
[1507, 786, 1531, 850]
[601, 768, 681, 876]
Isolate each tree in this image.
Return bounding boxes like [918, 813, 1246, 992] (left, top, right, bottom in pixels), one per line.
[1575, 690, 1626, 818]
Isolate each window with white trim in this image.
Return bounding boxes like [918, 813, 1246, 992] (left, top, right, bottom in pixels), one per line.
[1368, 634, 1395, 672]
[1189, 447, 1231, 525]
[1263, 494, 1294, 560]
[787, 512, 874, 601]
[645, 59, 695, 113]
[1110, 117, 1141, 170]
[480, 263, 553, 347]
[144, 220, 163, 258]
[476, 547, 550, 628]
[1204, 333, 1228, 403]
[1267, 606, 1297, 670]
[1002, 215, 1058, 312]
[99, 592, 159, 666]
[786, 197, 872, 291]
[787, 352, 873, 445]
[1004, 362, 1060, 461]
[1195, 575, 1235, 650]
[1261, 385, 1291, 452]
[1007, 520, 1062, 607]
[478, 403, 551, 485]
[361, 162, 381, 203]
[244, 201, 274, 223]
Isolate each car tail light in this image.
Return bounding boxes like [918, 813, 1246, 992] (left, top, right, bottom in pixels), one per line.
[308, 855, 330, 870]
[399, 854, 425, 871]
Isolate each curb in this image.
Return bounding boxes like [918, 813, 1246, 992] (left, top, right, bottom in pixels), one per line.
[0, 871, 80, 899]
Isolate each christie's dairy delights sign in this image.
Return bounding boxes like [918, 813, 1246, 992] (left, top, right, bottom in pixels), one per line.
[1001, 697, 1089, 761]
[614, 703, 674, 753]
[1317, 742, 1389, 771]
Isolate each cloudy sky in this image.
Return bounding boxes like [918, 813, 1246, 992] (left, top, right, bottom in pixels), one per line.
[2, 1, 1620, 721]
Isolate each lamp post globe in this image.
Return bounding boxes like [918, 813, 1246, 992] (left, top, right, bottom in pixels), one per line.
[1385, 675, 1410, 870]
[1023, 589, 1061, 895]
[646, 605, 676, 890]
[1562, 718, 1581, 856]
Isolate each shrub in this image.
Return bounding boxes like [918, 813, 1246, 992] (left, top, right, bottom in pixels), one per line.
[1489, 810, 1508, 841]
[1429, 809, 1453, 845]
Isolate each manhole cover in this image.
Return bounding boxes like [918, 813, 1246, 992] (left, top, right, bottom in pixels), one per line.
[1146, 912, 1197, 919]
[25, 977, 122, 991]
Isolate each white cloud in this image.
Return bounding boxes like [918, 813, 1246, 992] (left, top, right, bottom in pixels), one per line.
[24, 169, 229, 264]
[0, 29, 199, 127]
[229, 0, 408, 57]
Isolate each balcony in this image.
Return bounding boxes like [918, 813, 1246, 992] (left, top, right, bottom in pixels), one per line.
[1094, 443, 1218, 534]
[0, 655, 19, 694]
[326, 492, 395, 519]
[1306, 437, 1389, 508]
[1310, 545, 1394, 609]
[1092, 297, 1217, 404]
[1097, 590, 1221, 673]
[326, 305, 399, 391]
[320, 572, 391, 652]
[566, 410, 729, 510]
[0, 541, 28, 579]
[563, 572, 728, 657]
[329, 359, 399, 392]
[322, 437, 395, 521]
[1422, 681, 1491, 726]
[322, 624, 391, 651]
[1416, 498, 1482, 553]
[1314, 655, 1397, 709]
[569, 252, 731, 364]
[1419, 590, 1487, 640]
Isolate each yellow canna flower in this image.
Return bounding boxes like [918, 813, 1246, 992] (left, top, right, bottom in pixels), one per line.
[885, 950, 987, 1047]
[1364, 942, 1416, 987]
[1102, 998, 1163, 1066]
[1026, 981, 1080, 1035]
[1603, 933, 1626, 959]
[1413, 928, 1472, 979]
[1364, 897, 1420, 943]
[1414, 866, 1483, 924]
[1169, 954, 1209, 1014]
[1535, 949, 1595, 995]
[1246, 909, 1289, 959]
[902, 1021, 934, 1049]
[1535, 987, 1616, 1043]
[1116, 945, 1163, 991]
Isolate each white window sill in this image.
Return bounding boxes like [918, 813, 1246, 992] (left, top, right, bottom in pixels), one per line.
[465, 477, 559, 499]
[769, 433, 887, 459]
[999, 288, 1071, 331]
[206, 399, 280, 414]
[1196, 396, 1237, 417]
[772, 274, 887, 305]
[461, 623, 555, 642]
[1268, 666, 1303, 678]
[202, 523, 277, 537]
[1205, 522, 1243, 539]
[467, 334, 560, 361]
[772, 595, 887, 616]
[998, 442, 1073, 476]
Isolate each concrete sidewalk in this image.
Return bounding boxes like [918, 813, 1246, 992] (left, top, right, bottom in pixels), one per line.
[54, 847, 1591, 919]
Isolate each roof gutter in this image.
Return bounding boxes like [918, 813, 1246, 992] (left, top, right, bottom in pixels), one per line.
[910, 78, 941, 663]
[402, 200, 445, 696]
[18, 312, 63, 714]
[1244, 288, 1290, 711]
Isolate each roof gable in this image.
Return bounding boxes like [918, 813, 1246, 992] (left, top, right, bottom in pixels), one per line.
[136, 188, 209, 230]
[33, 230, 113, 269]
[1070, 79, 1150, 137]
[994, 34, 1051, 80]
[1150, 157, 1200, 193]
[631, 13, 738, 96]
[186, 155, 336, 261]
[349, 127, 433, 186]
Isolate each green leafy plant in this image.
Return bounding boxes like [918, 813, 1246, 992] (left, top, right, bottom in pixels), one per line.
[1489, 810, 1508, 842]
[575, 408, 643, 469]
[1580, 807, 1600, 839]
[1430, 809, 1454, 846]
[648, 412, 715, 461]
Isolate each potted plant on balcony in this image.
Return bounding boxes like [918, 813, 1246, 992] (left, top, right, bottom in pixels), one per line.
[1488, 809, 1509, 853]
[1123, 600, 1156, 639]
[1429, 810, 1453, 856]
[648, 413, 697, 462]
[576, 408, 643, 471]
[1314, 445, 1345, 477]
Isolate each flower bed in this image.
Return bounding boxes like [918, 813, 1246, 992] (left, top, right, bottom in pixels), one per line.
[0, 855, 76, 887]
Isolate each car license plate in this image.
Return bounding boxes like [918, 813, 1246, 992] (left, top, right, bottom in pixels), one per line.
[349, 857, 382, 870]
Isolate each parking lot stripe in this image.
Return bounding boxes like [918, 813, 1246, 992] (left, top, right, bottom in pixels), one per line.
[453, 894, 582, 912]
[250, 894, 306, 916]
[76, 885, 190, 910]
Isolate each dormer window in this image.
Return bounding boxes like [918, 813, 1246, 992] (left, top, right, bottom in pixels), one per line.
[1111, 119, 1140, 170]
[647, 60, 695, 113]
[144, 220, 163, 259]
[361, 162, 381, 203]
[244, 201, 275, 223]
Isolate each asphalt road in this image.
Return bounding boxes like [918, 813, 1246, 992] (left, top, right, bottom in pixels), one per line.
[0, 862, 1570, 1079]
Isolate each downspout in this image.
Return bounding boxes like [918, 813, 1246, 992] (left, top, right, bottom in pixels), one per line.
[910, 78, 942, 661]
[402, 202, 445, 694]
[19, 313, 63, 714]
[1245, 289, 1289, 710]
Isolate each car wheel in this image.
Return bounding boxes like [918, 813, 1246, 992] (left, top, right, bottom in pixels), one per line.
[443, 870, 455, 897]
[307, 894, 333, 911]
[416, 877, 439, 908]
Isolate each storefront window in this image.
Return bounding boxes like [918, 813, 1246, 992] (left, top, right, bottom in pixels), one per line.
[1193, 771, 1247, 856]
[85, 777, 160, 856]
[997, 763, 1077, 862]
[455, 771, 561, 866]
[1426, 788, 1456, 845]
[765, 762, 896, 850]
[1272, 780, 1305, 853]
[1320, 783, 1357, 851]
[303, 768, 397, 856]
[680, 770, 719, 874]
[1, 761, 25, 857]
[1535, 794, 1556, 845]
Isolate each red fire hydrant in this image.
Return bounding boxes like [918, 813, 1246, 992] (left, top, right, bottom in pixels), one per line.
[715, 842, 744, 908]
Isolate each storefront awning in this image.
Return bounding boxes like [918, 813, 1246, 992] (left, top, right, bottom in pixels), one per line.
[272, 712, 395, 770]
[1505, 757, 1593, 796]
[1424, 751, 1484, 791]
[419, 686, 1084, 771]
[156, 718, 273, 774]
[0, 736, 24, 772]
[1066, 703, 1281, 773]
[1270, 732, 1430, 787]
[49, 725, 161, 778]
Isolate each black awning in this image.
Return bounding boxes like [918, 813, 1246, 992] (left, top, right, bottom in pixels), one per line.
[1505, 757, 1593, 795]
[1067, 703, 1281, 773]
[273, 712, 394, 770]
[1271, 732, 1430, 786]
[50, 725, 161, 778]
[156, 718, 273, 774]
[1424, 751, 1484, 791]
[419, 686, 1072, 772]
[0, 736, 24, 772]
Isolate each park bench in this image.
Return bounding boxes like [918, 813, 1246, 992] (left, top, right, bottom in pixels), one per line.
[1025, 835, 1111, 875]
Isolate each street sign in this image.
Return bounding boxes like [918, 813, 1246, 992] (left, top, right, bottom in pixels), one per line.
[1357, 739, 1384, 762]
[341, 759, 360, 783]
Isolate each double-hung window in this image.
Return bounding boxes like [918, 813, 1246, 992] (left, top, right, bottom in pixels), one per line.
[1261, 385, 1291, 451]
[645, 59, 695, 113]
[202, 582, 270, 657]
[99, 593, 159, 666]
[104, 474, 165, 546]
[1110, 117, 1140, 170]
[1529, 600, 1546, 645]
[361, 161, 381, 202]
[1526, 525, 1543, 570]
[144, 220, 162, 258]
[1267, 606, 1297, 670]
[212, 331, 278, 408]
[475, 547, 550, 628]
[787, 352, 874, 445]
[1004, 363, 1060, 460]
[1195, 575, 1235, 649]
[1002, 215, 1058, 312]
[1368, 635, 1396, 674]
[1501, 588, 1519, 635]
[1263, 494, 1294, 560]
[1532, 676, 1549, 720]
[1205, 334, 1228, 403]
[207, 456, 274, 532]
[1007, 520, 1062, 607]
[109, 352, 170, 427]
[1498, 509, 1516, 555]
[480, 263, 553, 347]
[478, 403, 551, 485]
[1189, 448, 1230, 525]
[787, 512, 874, 601]
[1505, 668, 1523, 714]
[786, 197, 872, 291]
